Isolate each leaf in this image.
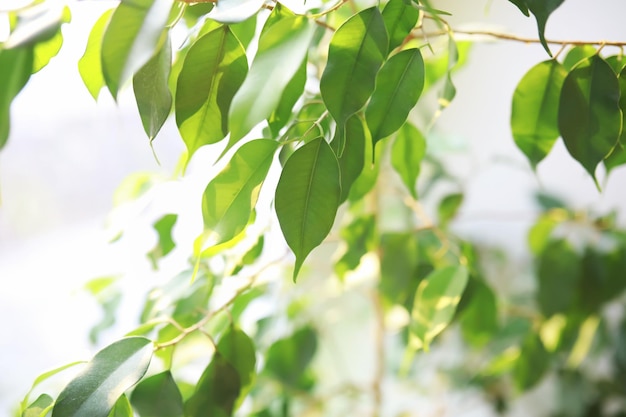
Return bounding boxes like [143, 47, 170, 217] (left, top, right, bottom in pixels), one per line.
[78, 9, 113, 100]
[107, 395, 132, 417]
[409, 265, 469, 351]
[147, 213, 178, 269]
[32, 27, 63, 73]
[437, 193, 463, 228]
[558, 55, 622, 185]
[101, 0, 173, 98]
[537, 239, 581, 316]
[267, 57, 307, 137]
[562, 45, 596, 71]
[201, 139, 278, 248]
[332, 114, 366, 203]
[175, 26, 248, 161]
[184, 353, 241, 417]
[23, 394, 53, 417]
[217, 327, 257, 407]
[507, 0, 529, 16]
[52, 337, 153, 417]
[275, 138, 341, 281]
[133, 34, 172, 141]
[606, 54, 626, 74]
[382, 0, 420, 51]
[334, 215, 376, 280]
[207, 0, 265, 24]
[130, 371, 184, 417]
[459, 280, 499, 347]
[229, 15, 257, 49]
[320, 7, 388, 139]
[618, 66, 626, 146]
[264, 327, 317, 389]
[511, 59, 567, 169]
[366, 48, 425, 147]
[525, 0, 565, 56]
[0, 46, 33, 149]
[226, 15, 315, 150]
[391, 122, 426, 199]
[20, 361, 86, 413]
[512, 334, 551, 391]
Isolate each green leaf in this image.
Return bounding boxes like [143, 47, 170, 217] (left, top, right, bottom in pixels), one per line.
[512, 334, 551, 391]
[20, 361, 86, 413]
[334, 215, 376, 280]
[0, 46, 33, 149]
[332, 114, 367, 203]
[267, 57, 307, 137]
[382, 0, 420, 51]
[320, 7, 388, 136]
[438, 35, 459, 110]
[5, 4, 70, 49]
[78, 9, 113, 100]
[184, 353, 241, 417]
[562, 45, 596, 70]
[265, 327, 317, 389]
[558, 55, 622, 185]
[275, 138, 341, 281]
[175, 26, 248, 161]
[437, 193, 463, 228]
[410, 265, 469, 351]
[23, 394, 53, 417]
[52, 337, 153, 417]
[101, 0, 173, 98]
[107, 395, 132, 417]
[511, 59, 567, 169]
[379, 232, 422, 308]
[207, 0, 265, 24]
[201, 139, 278, 247]
[507, 0, 529, 16]
[217, 327, 257, 407]
[147, 213, 178, 269]
[525, 0, 565, 56]
[133, 34, 172, 141]
[366, 48, 425, 146]
[130, 371, 183, 417]
[528, 212, 562, 255]
[537, 239, 581, 316]
[618, 66, 626, 146]
[227, 15, 315, 149]
[391, 122, 426, 199]
[229, 15, 257, 49]
[459, 280, 499, 347]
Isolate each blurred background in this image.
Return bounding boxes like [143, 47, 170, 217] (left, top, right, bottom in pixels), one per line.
[1, 0, 626, 414]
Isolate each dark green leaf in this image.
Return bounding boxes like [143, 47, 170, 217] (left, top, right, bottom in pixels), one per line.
[438, 35, 459, 110]
[78, 9, 113, 100]
[382, 0, 420, 51]
[525, 0, 565, 56]
[391, 122, 426, 199]
[52, 337, 153, 417]
[133, 34, 172, 141]
[0, 46, 33, 149]
[558, 55, 621, 185]
[410, 265, 469, 351]
[32, 27, 63, 74]
[537, 239, 581, 316]
[528, 213, 562, 255]
[512, 334, 551, 391]
[437, 193, 463, 228]
[217, 327, 256, 407]
[107, 395, 132, 417]
[101, 0, 173, 98]
[366, 48, 425, 147]
[23, 394, 53, 417]
[184, 353, 240, 417]
[320, 7, 388, 140]
[332, 114, 366, 203]
[507, 0, 529, 16]
[175, 26, 248, 160]
[130, 371, 183, 417]
[275, 138, 341, 281]
[201, 139, 278, 248]
[207, 0, 265, 24]
[511, 60, 567, 169]
[618, 66, 626, 146]
[147, 213, 178, 269]
[227, 15, 314, 149]
[265, 327, 317, 389]
[562, 45, 596, 70]
[379, 232, 421, 308]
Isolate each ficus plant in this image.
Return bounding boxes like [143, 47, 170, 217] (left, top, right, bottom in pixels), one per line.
[3, 0, 626, 416]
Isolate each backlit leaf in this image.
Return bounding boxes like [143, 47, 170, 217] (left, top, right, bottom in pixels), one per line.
[525, 0, 565, 56]
[391, 122, 426, 199]
[507, 0, 529, 16]
[618, 66, 626, 146]
[459, 280, 499, 347]
[537, 239, 581, 316]
[382, 0, 420, 51]
[201, 139, 278, 248]
[437, 193, 463, 228]
[147, 213, 178, 269]
[366, 48, 424, 147]
[562, 45, 596, 70]
[275, 138, 341, 281]
[511, 60, 567, 169]
[558, 55, 621, 185]
[130, 371, 184, 417]
[78, 9, 113, 100]
[410, 265, 469, 351]
[5, 4, 69, 49]
[227, 15, 314, 149]
[108, 395, 132, 417]
[184, 353, 240, 417]
[133, 34, 172, 141]
[334, 215, 376, 280]
[52, 337, 153, 417]
[20, 361, 86, 413]
[320, 7, 388, 143]
[0, 46, 33, 149]
[101, 0, 173, 98]
[175, 26, 248, 160]
[23, 394, 53, 417]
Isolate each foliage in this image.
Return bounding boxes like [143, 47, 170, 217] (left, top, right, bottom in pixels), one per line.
[3, 0, 626, 416]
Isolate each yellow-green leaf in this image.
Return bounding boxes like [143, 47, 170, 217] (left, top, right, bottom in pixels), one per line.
[78, 9, 113, 100]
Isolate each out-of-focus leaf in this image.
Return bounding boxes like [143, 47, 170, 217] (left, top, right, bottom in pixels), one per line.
[265, 327, 317, 390]
[0, 46, 34, 149]
[130, 371, 184, 417]
[512, 334, 551, 391]
[107, 395, 132, 417]
[459, 279, 499, 347]
[147, 213, 178, 269]
[217, 327, 256, 407]
[507, 0, 529, 16]
[78, 9, 113, 100]
[391, 122, 426, 199]
[23, 394, 53, 417]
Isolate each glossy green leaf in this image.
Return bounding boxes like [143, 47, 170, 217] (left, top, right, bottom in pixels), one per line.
[537, 239, 581, 316]
[201, 139, 277, 248]
[320, 7, 388, 137]
[512, 334, 551, 390]
[78, 9, 113, 100]
[23, 393, 53, 417]
[437, 193, 463, 228]
[562, 45, 596, 70]
[366, 48, 424, 146]
[604, 143, 626, 173]
[525, 0, 565, 56]
[511, 59, 567, 169]
[107, 395, 132, 417]
[275, 138, 341, 281]
[147, 213, 178, 269]
[101, 0, 173, 98]
[333, 114, 366, 203]
[130, 371, 183, 417]
[558, 55, 621, 185]
[217, 327, 256, 407]
[391, 122, 426, 199]
[175, 26, 248, 160]
[382, 0, 420, 51]
[184, 353, 241, 417]
[347, 132, 381, 202]
[133, 34, 172, 141]
[265, 327, 317, 389]
[227, 15, 315, 149]
[410, 265, 469, 351]
[0, 46, 33, 149]
[52, 337, 153, 417]
[267, 57, 307, 137]
[334, 215, 376, 280]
